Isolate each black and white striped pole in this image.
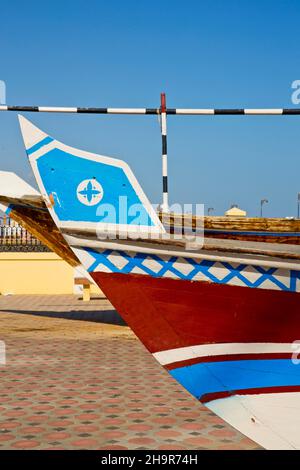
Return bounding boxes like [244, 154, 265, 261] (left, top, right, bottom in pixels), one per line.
[2, 101, 300, 212]
[2, 105, 300, 114]
[160, 93, 169, 213]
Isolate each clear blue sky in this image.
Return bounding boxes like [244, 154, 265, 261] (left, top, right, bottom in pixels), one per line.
[0, 0, 300, 217]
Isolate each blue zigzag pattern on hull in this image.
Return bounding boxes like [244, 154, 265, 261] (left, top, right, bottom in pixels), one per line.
[85, 248, 300, 292]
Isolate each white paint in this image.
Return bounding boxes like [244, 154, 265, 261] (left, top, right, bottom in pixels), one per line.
[244, 109, 283, 115]
[0, 171, 40, 200]
[64, 236, 299, 292]
[61, 221, 164, 238]
[63, 235, 300, 272]
[25, 140, 56, 159]
[153, 342, 295, 365]
[0, 202, 8, 213]
[142, 257, 163, 274]
[18, 115, 166, 237]
[236, 265, 264, 284]
[76, 179, 104, 206]
[18, 115, 48, 149]
[107, 108, 147, 114]
[175, 109, 215, 115]
[161, 192, 169, 213]
[208, 392, 300, 449]
[161, 114, 167, 135]
[107, 252, 129, 270]
[162, 154, 168, 176]
[38, 107, 78, 113]
[208, 261, 232, 280]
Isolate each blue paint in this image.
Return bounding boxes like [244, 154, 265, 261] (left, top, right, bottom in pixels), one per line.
[84, 248, 300, 292]
[170, 359, 300, 400]
[35, 146, 155, 226]
[78, 180, 102, 204]
[27, 136, 53, 155]
[5, 204, 12, 215]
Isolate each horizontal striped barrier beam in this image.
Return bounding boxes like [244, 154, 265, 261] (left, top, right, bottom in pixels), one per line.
[1, 105, 300, 115]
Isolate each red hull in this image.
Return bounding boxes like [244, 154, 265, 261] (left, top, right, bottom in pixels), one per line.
[91, 272, 300, 354]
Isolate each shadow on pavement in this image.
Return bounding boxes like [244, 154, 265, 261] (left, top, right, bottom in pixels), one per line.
[0, 307, 127, 326]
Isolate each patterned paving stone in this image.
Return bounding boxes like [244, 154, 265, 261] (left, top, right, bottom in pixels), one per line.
[0, 295, 261, 450]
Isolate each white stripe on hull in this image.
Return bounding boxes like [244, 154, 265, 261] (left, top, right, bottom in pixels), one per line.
[153, 343, 295, 365]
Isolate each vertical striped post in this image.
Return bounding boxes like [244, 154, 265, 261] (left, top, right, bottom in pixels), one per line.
[160, 92, 169, 212]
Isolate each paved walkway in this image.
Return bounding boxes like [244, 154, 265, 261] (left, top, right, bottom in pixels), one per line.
[0, 295, 260, 450]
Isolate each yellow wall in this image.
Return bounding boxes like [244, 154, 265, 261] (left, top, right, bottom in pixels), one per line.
[0, 252, 102, 295]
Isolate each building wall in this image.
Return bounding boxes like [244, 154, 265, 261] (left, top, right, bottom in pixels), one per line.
[0, 252, 102, 295]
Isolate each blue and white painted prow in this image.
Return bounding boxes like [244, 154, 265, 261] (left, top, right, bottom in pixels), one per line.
[18, 115, 165, 237]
